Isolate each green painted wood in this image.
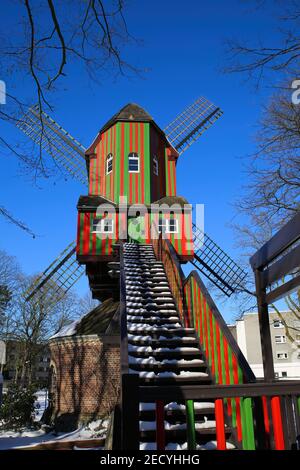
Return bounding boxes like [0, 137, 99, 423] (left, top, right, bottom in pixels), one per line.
[185, 400, 196, 450]
[241, 397, 256, 450]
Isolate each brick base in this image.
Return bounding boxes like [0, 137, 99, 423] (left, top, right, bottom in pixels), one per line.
[49, 335, 120, 429]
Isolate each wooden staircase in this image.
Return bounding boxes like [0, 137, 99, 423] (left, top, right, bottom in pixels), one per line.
[123, 242, 236, 450]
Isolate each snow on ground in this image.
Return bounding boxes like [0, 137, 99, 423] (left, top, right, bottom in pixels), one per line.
[0, 419, 108, 450]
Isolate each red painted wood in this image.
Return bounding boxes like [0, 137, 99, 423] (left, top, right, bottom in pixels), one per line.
[209, 308, 215, 376]
[223, 338, 232, 416]
[232, 354, 242, 442]
[271, 396, 285, 450]
[83, 213, 90, 255]
[215, 399, 227, 450]
[155, 400, 165, 451]
[262, 396, 270, 435]
[216, 322, 223, 384]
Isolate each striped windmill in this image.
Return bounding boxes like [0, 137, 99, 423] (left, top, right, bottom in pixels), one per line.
[18, 97, 246, 304]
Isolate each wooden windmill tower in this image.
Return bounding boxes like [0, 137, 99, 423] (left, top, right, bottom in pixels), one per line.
[19, 97, 246, 303]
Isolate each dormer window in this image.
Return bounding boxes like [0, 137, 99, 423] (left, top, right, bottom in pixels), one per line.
[93, 217, 114, 234]
[106, 153, 113, 174]
[128, 152, 139, 173]
[153, 155, 159, 176]
[158, 215, 179, 234]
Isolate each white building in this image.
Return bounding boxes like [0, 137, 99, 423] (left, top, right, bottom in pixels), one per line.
[228, 311, 300, 379]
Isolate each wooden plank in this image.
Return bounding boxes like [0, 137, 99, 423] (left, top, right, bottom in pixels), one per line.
[261, 244, 300, 288]
[139, 381, 300, 401]
[250, 212, 300, 270]
[266, 273, 300, 304]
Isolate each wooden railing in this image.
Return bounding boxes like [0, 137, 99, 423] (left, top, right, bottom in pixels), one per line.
[123, 381, 300, 450]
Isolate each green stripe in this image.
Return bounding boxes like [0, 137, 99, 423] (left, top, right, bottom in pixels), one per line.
[241, 398, 256, 450]
[186, 400, 196, 450]
[124, 123, 129, 197]
[144, 124, 150, 203]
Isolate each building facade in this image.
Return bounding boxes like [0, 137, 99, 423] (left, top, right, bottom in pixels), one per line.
[229, 311, 300, 379]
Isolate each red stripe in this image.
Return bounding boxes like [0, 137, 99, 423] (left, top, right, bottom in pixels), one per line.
[223, 338, 232, 415]
[171, 160, 176, 195]
[216, 322, 223, 384]
[167, 150, 171, 196]
[262, 396, 270, 435]
[215, 399, 227, 450]
[83, 213, 90, 255]
[156, 400, 165, 450]
[76, 213, 81, 254]
[204, 298, 209, 357]
[140, 123, 144, 204]
[271, 396, 285, 450]
[92, 212, 96, 255]
[103, 133, 106, 197]
[120, 124, 124, 196]
[232, 354, 242, 441]
[209, 308, 215, 376]
[199, 286, 203, 342]
[136, 124, 139, 203]
[129, 124, 133, 204]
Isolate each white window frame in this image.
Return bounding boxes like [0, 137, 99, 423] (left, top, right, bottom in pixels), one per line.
[158, 218, 179, 234]
[166, 218, 179, 234]
[275, 335, 286, 344]
[106, 153, 113, 175]
[128, 152, 140, 173]
[276, 352, 288, 360]
[273, 320, 284, 328]
[93, 218, 114, 234]
[153, 155, 159, 176]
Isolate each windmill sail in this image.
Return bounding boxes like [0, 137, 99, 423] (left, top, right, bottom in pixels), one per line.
[26, 242, 84, 303]
[164, 96, 223, 154]
[17, 105, 87, 184]
[192, 223, 247, 296]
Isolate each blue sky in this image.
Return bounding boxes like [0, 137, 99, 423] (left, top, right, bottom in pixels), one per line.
[0, 0, 283, 321]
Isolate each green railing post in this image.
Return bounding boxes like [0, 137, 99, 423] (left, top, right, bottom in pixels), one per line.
[186, 400, 196, 450]
[241, 397, 256, 450]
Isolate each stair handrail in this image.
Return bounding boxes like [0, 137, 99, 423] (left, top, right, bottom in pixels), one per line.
[184, 270, 256, 383]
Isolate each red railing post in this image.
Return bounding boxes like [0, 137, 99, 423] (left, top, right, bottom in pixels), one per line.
[215, 398, 227, 450]
[271, 396, 285, 450]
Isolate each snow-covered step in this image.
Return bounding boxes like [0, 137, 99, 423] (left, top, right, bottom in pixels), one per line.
[139, 441, 235, 450]
[127, 335, 199, 347]
[133, 370, 210, 384]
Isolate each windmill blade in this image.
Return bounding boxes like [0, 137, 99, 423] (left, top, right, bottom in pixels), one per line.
[17, 105, 88, 185]
[164, 96, 223, 155]
[26, 242, 85, 304]
[192, 223, 247, 296]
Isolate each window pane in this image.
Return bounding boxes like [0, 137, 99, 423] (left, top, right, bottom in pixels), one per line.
[128, 152, 139, 172]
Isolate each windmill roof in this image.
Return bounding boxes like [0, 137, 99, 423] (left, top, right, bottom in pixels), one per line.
[77, 195, 116, 211]
[153, 196, 191, 208]
[100, 103, 153, 133]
